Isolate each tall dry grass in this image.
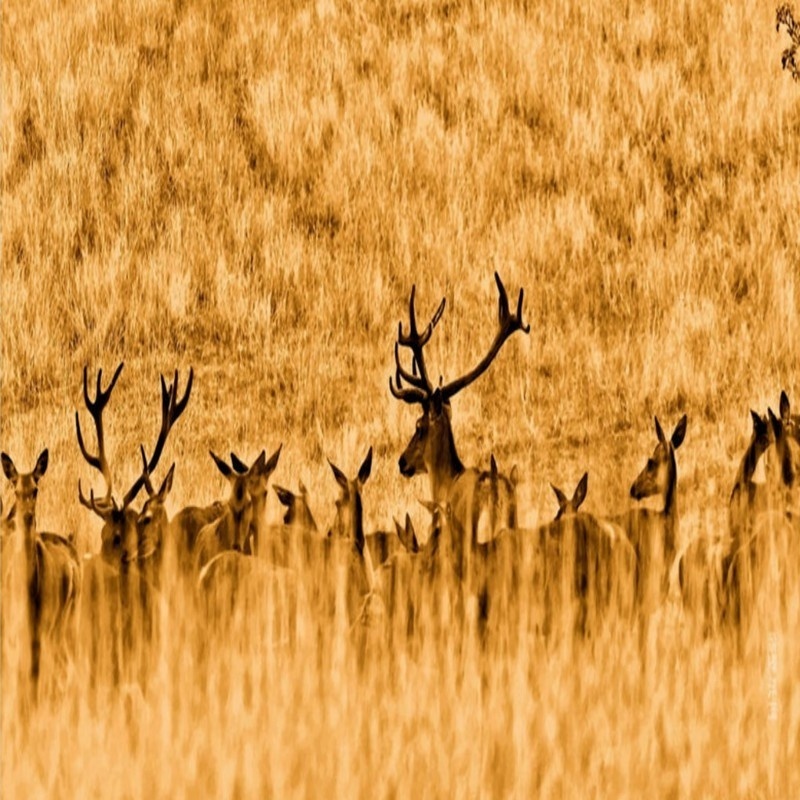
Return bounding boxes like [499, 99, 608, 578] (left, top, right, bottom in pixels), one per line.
[2, 0, 799, 796]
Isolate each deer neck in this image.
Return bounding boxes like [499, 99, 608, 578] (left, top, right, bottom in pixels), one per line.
[250, 493, 267, 536]
[428, 420, 464, 503]
[736, 436, 763, 491]
[662, 451, 679, 558]
[20, 515, 39, 591]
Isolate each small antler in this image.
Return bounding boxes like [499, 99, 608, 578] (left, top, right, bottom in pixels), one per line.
[75, 363, 125, 506]
[389, 284, 446, 405]
[440, 273, 529, 401]
[78, 481, 117, 519]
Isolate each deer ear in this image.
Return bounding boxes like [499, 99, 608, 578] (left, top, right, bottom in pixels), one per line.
[780, 391, 791, 422]
[394, 514, 414, 553]
[750, 410, 767, 438]
[357, 447, 373, 486]
[158, 463, 175, 499]
[273, 485, 293, 507]
[654, 417, 667, 445]
[405, 513, 417, 539]
[210, 451, 232, 478]
[33, 449, 49, 482]
[1, 453, 17, 482]
[768, 407, 782, 439]
[328, 459, 349, 491]
[550, 483, 569, 510]
[264, 444, 282, 477]
[671, 415, 687, 449]
[573, 472, 588, 509]
[230, 452, 249, 474]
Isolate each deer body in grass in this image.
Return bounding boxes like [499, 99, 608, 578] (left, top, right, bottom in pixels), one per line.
[75, 363, 192, 685]
[321, 448, 385, 631]
[195, 451, 267, 570]
[1, 450, 82, 698]
[605, 415, 687, 617]
[724, 397, 800, 632]
[389, 272, 529, 581]
[263, 473, 404, 571]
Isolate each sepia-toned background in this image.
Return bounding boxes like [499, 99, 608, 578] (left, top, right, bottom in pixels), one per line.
[2, 0, 799, 796]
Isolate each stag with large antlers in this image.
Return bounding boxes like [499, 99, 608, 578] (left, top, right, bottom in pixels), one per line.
[389, 272, 529, 574]
[75, 362, 192, 686]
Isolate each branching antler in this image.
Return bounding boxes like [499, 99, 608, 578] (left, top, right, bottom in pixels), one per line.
[76, 363, 193, 515]
[389, 273, 529, 406]
[440, 272, 529, 401]
[389, 285, 446, 404]
[76, 363, 124, 516]
[122, 368, 193, 507]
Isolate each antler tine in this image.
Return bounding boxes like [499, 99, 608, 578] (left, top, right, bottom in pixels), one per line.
[390, 284, 446, 403]
[121, 445, 153, 508]
[75, 362, 124, 503]
[78, 480, 115, 520]
[144, 367, 194, 477]
[493, 271, 530, 334]
[440, 273, 529, 401]
[389, 373, 429, 404]
[390, 342, 430, 403]
[121, 367, 193, 508]
[139, 444, 155, 497]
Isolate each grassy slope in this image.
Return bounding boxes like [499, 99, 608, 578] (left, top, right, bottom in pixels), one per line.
[2, 0, 799, 797]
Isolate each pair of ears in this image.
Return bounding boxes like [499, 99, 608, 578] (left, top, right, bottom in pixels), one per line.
[551, 472, 588, 516]
[1, 449, 49, 483]
[488, 454, 520, 487]
[330, 447, 373, 492]
[210, 444, 282, 480]
[655, 414, 687, 450]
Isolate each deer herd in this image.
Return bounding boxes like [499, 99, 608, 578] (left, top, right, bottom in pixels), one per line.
[1, 273, 798, 698]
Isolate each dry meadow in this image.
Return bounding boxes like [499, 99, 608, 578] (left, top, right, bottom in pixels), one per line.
[2, 0, 800, 797]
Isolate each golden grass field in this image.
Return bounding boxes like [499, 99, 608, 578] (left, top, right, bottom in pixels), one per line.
[2, 0, 800, 797]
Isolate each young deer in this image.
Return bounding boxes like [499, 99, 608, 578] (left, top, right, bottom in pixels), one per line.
[325, 449, 385, 632]
[194, 452, 260, 570]
[75, 363, 192, 686]
[533, 473, 636, 638]
[1, 450, 82, 697]
[274, 481, 318, 530]
[390, 272, 529, 577]
[728, 410, 775, 542]
[251, 479, 322, 572]
[230, 446, 282, 557]
[473, 455, 519, 543]
[608, 415, 687, 616]
[769, 398, 799, 508]
[725, 403, 800, 632]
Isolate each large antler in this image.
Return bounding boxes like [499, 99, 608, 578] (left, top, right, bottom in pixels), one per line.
[389, 285, 446, 405]
[121, 368, 193, 507]
[76, 363, 124, 517]
[439, 272, 529, 402]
